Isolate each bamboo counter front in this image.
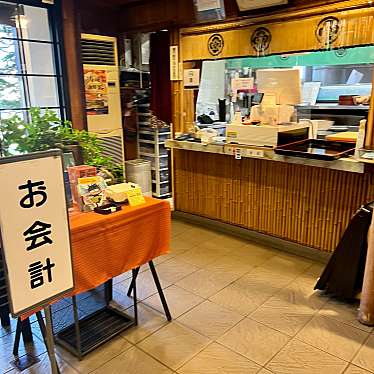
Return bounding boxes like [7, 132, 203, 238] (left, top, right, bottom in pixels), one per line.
[168, 140, 374, 253]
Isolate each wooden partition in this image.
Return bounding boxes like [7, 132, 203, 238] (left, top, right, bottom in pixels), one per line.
[174, 150, 374, 252]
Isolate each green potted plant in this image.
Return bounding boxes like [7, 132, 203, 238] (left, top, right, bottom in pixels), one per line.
[0, 107, 123, 183]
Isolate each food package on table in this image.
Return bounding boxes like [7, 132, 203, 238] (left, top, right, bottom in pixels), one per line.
[106, 182, 139, 203]
[77, 176, 107, 212]
[67, 165, 97, 204]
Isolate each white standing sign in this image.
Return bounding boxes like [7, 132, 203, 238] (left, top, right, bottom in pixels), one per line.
[0, 150, 74, 317]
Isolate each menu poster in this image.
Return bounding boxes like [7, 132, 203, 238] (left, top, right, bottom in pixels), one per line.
[84, 69, 109, 115]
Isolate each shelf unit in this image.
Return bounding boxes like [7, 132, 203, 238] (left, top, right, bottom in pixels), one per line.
[137, 104, 171, 198]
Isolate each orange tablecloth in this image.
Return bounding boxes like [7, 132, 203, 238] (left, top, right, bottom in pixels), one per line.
[69, 197, 170, 295]
[21, 198, 170, 319]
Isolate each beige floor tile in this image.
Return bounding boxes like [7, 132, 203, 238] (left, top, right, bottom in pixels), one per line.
[266, 339, 348, 374]
[117, 269, 172, 301]
[177, 300, 243, 339]
[193, 242, 234, 256]
[109, 289, 135, 311]
[176, 268, 242, 298]
[210, 269, 293, 316]
[6, 353, 79, 374]
[172, 220, 196, 237]
[91, 346, 172, 374]
[297, 315, 368, 361]
[262, 255, 312, 276]
[177, 342, 260, 374]
[345, 364, 374, 374]
[258, 369, 274, 374]
[138, 322, 211, 370]
[247, 266, 296, 290]
[188, 227, 222, 241]
[205, 255, 255, 276]
[233, 243, 276, 263]
[144, 285, 204, 318]
[57, 335, 132, 373]
[353, 335, 374, 372]
[251, 295, 316, 336]
[217, 317, 290, 366]
[200, 234, 248, 252]
[155, 258, 199, 284]
[303, 262, 325, 277]
[153, 252, 177, 265]
[121, 303, 168, 344]
[176, 247, 222, 268]
[278, 276, 329, 311]
[173, 229, 212, 248]
[170, 236, 198, 254]
[319, 300, 372, 333]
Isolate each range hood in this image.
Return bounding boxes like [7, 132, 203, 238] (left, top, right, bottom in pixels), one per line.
[236, 0, 288, 11]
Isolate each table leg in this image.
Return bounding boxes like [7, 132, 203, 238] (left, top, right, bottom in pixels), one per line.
[148, 261, 172, 321]
[72, 296, 82, 360]
[131, 269, 138, 325]
[105, 280, 113, 305]
[127, 267, 140, 297]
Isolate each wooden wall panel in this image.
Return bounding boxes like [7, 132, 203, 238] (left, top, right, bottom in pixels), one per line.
[174, 150, 374, 252]
[62, 0, 87, 130]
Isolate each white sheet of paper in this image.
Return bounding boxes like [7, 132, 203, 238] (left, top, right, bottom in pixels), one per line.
[196, 60, 225, 118]
[347, 69, 364, 85]
[302, 82, 321, 105]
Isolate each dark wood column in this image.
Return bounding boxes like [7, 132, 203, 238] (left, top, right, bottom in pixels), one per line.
[61, 0, 87, 130]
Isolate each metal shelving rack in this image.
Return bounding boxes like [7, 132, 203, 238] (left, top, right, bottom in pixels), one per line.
[137, 104, 171, 198]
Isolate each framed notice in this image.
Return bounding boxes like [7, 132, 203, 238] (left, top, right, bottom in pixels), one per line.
[0, 150, 74, 317]
[84, 68, 109, 115]
[184, 69, 200, 87]
[170, 46, 180, 81]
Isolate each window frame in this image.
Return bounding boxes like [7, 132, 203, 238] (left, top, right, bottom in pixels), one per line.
[0, 0, 70, 122]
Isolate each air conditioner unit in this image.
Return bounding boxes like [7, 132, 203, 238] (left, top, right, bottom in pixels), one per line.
[81, 33, 125, 170]
[236, 0, 288, 11]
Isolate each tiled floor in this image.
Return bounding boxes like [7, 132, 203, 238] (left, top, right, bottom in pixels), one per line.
[1, 219, 374, 373]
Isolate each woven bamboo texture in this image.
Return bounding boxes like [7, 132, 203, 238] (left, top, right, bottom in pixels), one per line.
[174, 150, 374, 252]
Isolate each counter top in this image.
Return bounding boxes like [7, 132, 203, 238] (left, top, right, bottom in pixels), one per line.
[166, 139, 365, 174]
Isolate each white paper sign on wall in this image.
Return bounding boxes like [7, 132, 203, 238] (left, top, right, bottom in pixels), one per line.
[0, 150, 74, 317]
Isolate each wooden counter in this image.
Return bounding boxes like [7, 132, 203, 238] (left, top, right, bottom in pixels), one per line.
[169, 142, 374, 253]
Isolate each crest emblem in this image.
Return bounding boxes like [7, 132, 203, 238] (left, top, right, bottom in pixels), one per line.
[316, 17, 340, 47]
[251, 27, 271, 53]
[208, 34, 224, 56]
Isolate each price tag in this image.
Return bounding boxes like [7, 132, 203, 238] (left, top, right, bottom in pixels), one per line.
[127, 187, 146, 206]
[234, 148, 242, 160]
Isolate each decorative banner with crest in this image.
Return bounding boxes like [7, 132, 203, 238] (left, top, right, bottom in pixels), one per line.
[181, 6, 374, 61]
